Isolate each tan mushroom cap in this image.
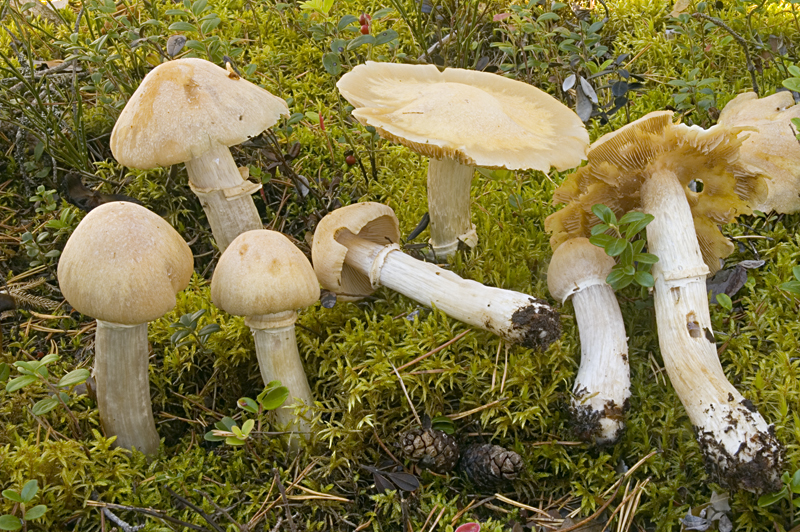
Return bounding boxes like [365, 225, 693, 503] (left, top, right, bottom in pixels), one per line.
[311, 203, 401, 301]
[57, 202, 193, 325]
[548, 237, 615, 303]
[110, 58, 289, 169]
[717, 91, 800, 213]
[211, 230, 320, 317]
[337, 62, 589, 172]
[545, 111, 767, 275]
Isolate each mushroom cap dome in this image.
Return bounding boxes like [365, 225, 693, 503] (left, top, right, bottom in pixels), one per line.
[311, 203, 401, 301]
[337, 62, 589, 172]
[111, 58, 289, 169]
[211, 230, 320, 316]
[57, 202, 193, 324]
[547, 237, 615, 303]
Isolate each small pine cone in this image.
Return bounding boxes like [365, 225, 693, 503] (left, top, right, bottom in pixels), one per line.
[460, 444, 523, 488]
[399, 427, 459, 474]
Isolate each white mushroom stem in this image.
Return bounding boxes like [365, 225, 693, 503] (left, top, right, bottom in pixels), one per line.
[184, 144, 263, 251]
[94, 320, 160, 455]
[570, 283, 630, 446]
[245, 311, 314, 436]
[427, 158, 477, 257]
[642, 166, 782, 492]
[336, 230, 560, 348]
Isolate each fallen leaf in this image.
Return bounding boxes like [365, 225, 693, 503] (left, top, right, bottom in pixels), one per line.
[670, 0, 691, 17]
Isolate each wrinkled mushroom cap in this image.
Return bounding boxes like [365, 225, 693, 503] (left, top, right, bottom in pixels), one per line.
[57, 202, 193, 324]
[312, 203, 401, 301]
[111, 58, 289, 169]
[547, 237, 615, 303]
[337, 62, 589, 172]
[210, 230, 320, 316]
[717, 91, 800, 213]
[545, 111, 766, 274]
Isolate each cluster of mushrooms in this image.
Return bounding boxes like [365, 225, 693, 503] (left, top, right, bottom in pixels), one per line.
[55, 56, 800, 494]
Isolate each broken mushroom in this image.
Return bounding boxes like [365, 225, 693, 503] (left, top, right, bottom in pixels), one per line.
[110, 57, 289, 250]
[211, 230, 319, 437]
[545, 111, 782, 492]
[547, 237, 629, 445]
[312, 202, 561, 349]
[57, 202, 193, 455]
[337, 62, 589, 258]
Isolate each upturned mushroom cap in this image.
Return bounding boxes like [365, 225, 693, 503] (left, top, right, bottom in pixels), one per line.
[547, 237, 615, 303]
[717, 91, 800, 213]
[110, 58, 289, 169]
[58, 202, 193, 324]
[311, 203, 401, 300]
[545, 111, 767, 274]
[211, 230, 320, 316]
[337, 62, 589, 172]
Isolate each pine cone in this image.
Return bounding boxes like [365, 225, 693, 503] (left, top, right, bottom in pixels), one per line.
[460, 444, 523, 489]
[399, 426, 459, 474]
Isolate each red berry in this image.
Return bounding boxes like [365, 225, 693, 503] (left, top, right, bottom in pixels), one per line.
[359, 13, 371, 24]
[360, 24, 369, 35]
[345, 155, 357, 165]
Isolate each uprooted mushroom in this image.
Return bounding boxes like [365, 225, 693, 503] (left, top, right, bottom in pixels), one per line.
[545, 111, 783, 492]
[312, 202, 561, 350]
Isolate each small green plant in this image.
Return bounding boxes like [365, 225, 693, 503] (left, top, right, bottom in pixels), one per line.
[589, 204, 658, 290]
[169, 309, 221, 354]
[0, 480, 47, 531]
[758, 469, 800, 527]
[319, 8, 398, 76]
[5, 354, 89, 417]
[782, 64, 800, 94]
[779, 265, 800, 296]
[204, 380, 290, 445]
[715, 293, 733, 311]
[165, 0, 242, 63]
[19, 187, 76, 269]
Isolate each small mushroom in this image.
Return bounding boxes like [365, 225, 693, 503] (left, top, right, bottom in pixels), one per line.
[337, 62, 589, 258]
[312, 203, 561, 349]
[57, 202, 193, 455]
[211, 230, 319, 437]
[110, 58, 289, 250]
[546, 112, 782, 492]
[716, 91, 800, 213]
[547, 237, 629, 445]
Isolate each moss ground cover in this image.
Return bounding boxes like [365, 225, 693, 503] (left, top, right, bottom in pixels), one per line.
[1, 0, 800, 529]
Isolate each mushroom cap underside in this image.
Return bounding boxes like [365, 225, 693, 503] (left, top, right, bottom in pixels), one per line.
[57, 202, 193, 324]
[211, 230, 320, 316]
[311, 202, 401, 300]
[545, 111, 767, 274]
[111, 57, 289, 169]
[717, 91, 800, 214]
[547, 237, 615, 303]
[337, 61, 589, 172]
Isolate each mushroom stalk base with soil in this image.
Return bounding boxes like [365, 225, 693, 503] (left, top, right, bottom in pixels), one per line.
[427, 158, 477, 257]
[336, 230, 560, 349]
[184, 144, 263, 251]
[642, 167, 782, 492]
[245, 310, 314, 434]
[95, 320, 160, 455]
[570, 284, 629, 445]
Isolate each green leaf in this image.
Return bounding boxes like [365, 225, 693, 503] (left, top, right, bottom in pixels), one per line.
[537, 12, 559, 22]
[170, 329, 191, 344]
[225, 436, 246, 446]
[0, 515, 22, 531]
[633, 252, 659, 264]
[6, 375, 37, 393]
[606, 269, 634, 290]
[237, 397, 259, 414]
[793, 265, 800, 282]
[590, 223, 609, 236]
[168, 21, 198, 32]
[374, 29, 398, 45]
[322, 52, 341, 76]
[791, 469, 800, 494]
[230, 425, 244, 439]
[634, 270, 654, 288]
[347, 34, 376, 50]
[200, 17, 221, 34]
[591, 204, 616, 225]
[204, 431, 225, 442]
[783, 79, 800, 93]
[198, 323, 220, 337]
[20, 480, 38, 503]
[32, 398, 59, 416]
[619, 242, 634, 266]
[715, 293, 732, 311]
[624, 216, 654, 239]
[606, 238, 628, 257]
[788, 65, 800, 77]
[0, 363, 8, 382]
[758, 487, 788, 507]
[2, 490, 22, 503]
[191, 0, 207, 16]
[241, 418, 255, 436]
[618, 211, 647, 225]
[58, 369, 89, 388]
[337, 14, 358, 30]
[259, 385, 290, 411]
[779, 280, 800, 295]
[589, 234, 614, 248]
[217, 416, 236, 431]
[23, 505, 47, 521]
[39, 354, 58, 366]
[431, 416, 455, 435]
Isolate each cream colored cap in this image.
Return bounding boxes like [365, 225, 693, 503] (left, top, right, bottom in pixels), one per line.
[717, 91, 800, 213]
[57, 202, 193, 324]
[311, 203, 400, 300]
[337, 62, 589, 172]
[111, 58, 289, 169]
[547, 237, 615, 303]
[211, 230, 320, 316]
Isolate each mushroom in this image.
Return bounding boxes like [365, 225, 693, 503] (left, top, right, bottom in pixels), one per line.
[110, 57, 289, 251]
[210, 230, 319, 436]
[547, 237, 629, 446]
[545, 112, 782, 492]
[57, 202, 193, 454]
[716, 91, 800, 213]
[336, 62, 589, 258]
[312, 203, 561, 349]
